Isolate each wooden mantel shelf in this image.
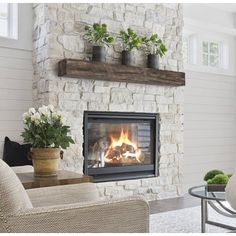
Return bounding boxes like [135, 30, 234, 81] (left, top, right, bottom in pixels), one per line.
[58, 59, 185, 86]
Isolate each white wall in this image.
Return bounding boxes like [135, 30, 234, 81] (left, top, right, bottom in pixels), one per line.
[184, 4, 235, 29]
[184, 71, 236, 190]
[183, 4, 236, 191]
[0, 4, 33, 157]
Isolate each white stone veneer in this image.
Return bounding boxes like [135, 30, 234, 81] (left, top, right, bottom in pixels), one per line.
[33, 3, 184, 200]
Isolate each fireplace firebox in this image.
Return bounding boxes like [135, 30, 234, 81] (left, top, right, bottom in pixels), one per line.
[83, 111, 159, 182]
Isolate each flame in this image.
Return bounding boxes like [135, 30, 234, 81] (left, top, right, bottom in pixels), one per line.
[104, 129, 143, 164]
[110, 129, 137, 150]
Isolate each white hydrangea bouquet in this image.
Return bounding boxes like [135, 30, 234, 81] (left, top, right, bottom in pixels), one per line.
[21, 105, 74, 149]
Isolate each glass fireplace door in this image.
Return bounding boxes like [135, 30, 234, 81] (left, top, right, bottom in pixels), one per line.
[83, 111, 158, 182]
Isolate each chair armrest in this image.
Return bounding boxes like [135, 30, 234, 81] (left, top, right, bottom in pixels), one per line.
[8, 196, 149, 233]
[27, 183, 100, 207]
[11, 166, 33, 173]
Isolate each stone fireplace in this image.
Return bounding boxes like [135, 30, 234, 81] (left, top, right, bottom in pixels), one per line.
[33, 3, 184, 200]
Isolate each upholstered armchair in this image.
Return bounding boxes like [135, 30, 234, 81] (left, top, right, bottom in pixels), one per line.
[0, 160, 149, 233]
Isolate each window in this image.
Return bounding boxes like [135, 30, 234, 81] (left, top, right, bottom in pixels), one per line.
[202, 41, 220, 68]
[0, 3, 8, 37]
[0, 3, 18, 39]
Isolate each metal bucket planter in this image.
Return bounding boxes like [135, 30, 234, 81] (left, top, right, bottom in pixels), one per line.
[92, 46, 106, 62]
[29, 148, 62, 177]
[121, 50, 133, 66]
[147, 54, 159, 69]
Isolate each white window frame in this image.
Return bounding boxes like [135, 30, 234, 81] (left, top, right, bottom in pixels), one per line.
[0, 3, 18, 40]
[184, 17, 234, 75]
[188, 34, 197, 65]
[184, 31, 230, 74]
[182, 36, 189, 64]
[183, 32, 197, 66]
[0, 3, 9, 37]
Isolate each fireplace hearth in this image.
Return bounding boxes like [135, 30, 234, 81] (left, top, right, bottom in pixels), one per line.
[83, 111, 159, 182]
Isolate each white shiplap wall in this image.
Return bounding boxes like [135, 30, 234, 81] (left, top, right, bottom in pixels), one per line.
[183, 4, 236, 192]
[0, 47, 33, 157]
[0, 4, 33, 157]
[183, 70, 236, 191]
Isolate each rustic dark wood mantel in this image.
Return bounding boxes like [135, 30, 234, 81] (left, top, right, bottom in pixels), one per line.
[58, 59, 185, 86]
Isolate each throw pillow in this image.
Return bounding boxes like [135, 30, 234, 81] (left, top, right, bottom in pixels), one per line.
[3, 137, 32, 166]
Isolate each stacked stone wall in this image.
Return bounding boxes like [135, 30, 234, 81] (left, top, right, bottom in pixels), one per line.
[33, 3, 184, 200]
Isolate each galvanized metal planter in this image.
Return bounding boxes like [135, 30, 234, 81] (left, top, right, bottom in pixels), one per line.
[92, 46, 106, 62]
[28, 148, 62, 177]
[121, 50, 133, 66]
[147, 54, 159, 69]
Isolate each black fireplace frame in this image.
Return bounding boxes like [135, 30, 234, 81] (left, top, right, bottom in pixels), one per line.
[83, 111, 159, 182]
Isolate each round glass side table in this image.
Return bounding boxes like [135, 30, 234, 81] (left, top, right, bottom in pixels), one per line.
[189, 185, 236, 233]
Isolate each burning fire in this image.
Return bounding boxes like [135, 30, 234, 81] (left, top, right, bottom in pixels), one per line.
[104, 129, 144, 164]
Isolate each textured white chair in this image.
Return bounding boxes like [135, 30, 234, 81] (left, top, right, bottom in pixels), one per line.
[11, 165, 34, 173]
[225, 174, 236, 210]
[0, 159, 149, 233]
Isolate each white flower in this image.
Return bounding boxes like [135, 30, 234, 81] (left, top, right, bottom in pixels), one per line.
[28, 107, 36, 115]
[52, 111, 66, 124]
[23, 112, 29, 119]
[35, 120, 40, 125]
[22, 112, 30, 123]
[52, 112, 58, 119]
[38, 105, 48, 115]
[31, 112, 41, 124]
[52, 111, 62, 120]
[48, 104, 54, 112]
[44, 110, 51, 118]
[61, 116, 67, 124]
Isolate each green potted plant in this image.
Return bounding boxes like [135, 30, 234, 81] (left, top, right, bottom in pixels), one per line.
[84, 23, 114, 62]
[142, 34, 168, 69]
[119, 28, 143, 66]
[21, 105, 74, 177]
[204, 169, 232, 192]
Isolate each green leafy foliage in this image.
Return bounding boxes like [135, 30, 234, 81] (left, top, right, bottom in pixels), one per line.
[119, 28, 143, 51]
[141, 34, 168, 57]
[207, 179, 213, 185]
[204, 169, 224, 181]
[84, 23, 114, 47]
[21, 105, 74, 149]
[210, 174, 229, 185]
[227, 173, 233, 178]
[204, 169, 233, 185]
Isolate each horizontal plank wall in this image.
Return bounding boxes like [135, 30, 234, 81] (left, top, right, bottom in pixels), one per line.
[0, 47, 33, 157]
[0, 4, 33, 158]
[183, 70, 236, 191]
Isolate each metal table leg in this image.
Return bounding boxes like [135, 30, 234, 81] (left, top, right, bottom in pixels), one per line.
[189, 186, 236, 233]
[201, 198, 207, 233]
